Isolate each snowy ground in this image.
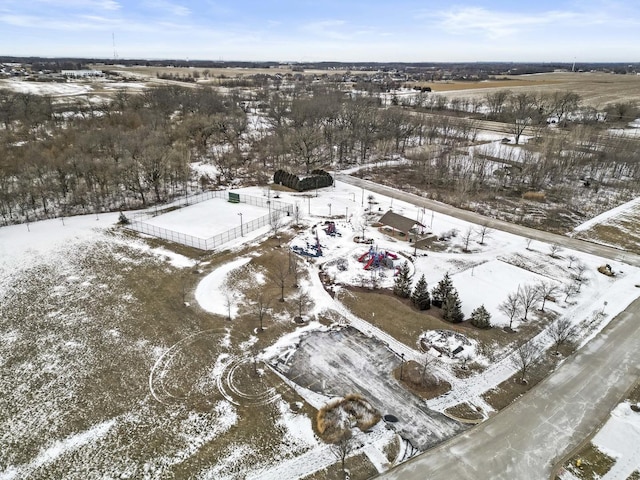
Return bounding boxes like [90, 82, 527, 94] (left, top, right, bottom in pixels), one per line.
[3, 175, 640, 479]
[142, 197, 270, 239]
[560, 401, 640, 480]
[591, 402, 640, 479]
[271, 327, 465, 450]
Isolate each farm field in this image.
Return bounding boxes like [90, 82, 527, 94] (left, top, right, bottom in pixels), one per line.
[2, 178, 640, 479]
[427, 71, 640, 108]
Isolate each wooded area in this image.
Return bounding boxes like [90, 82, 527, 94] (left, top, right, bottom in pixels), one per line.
[1, 77, 639, 227]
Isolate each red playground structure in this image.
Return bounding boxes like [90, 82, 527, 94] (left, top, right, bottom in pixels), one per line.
[358, 246, 398, 270]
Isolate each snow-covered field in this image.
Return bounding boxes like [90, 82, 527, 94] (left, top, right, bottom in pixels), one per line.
[142, 197, 269, 239]
[0, 79, 93, 96]
[2, 176, 640, 479]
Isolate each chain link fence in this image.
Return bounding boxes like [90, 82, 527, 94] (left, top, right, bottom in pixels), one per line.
[126, 190, 293, 251]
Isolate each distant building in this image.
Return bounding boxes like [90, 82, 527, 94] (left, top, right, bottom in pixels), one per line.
[60, 70, 104, 78]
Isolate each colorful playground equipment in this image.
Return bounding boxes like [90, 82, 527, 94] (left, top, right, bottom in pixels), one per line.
[292, 225, 323, 257]
[323, 221, 341, 237]
[358, 246, 399, 270]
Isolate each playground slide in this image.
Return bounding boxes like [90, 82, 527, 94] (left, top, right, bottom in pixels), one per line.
[364, 257, 375, 270]
[386, 252, 398, 259]
[358, 252, 369, 262]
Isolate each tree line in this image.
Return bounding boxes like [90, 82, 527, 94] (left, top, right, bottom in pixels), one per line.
[1, 79, 638, 226]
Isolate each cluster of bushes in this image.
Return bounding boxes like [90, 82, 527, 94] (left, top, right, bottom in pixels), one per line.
[273, 169, 333, 192]
[316, 394, 380, 442]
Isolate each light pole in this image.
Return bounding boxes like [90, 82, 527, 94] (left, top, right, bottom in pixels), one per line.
[328, 203, 332, 217]
[361, 187, 364, 206]
[238, 212, 244, 237]
[267, 200, 271, 226]
[345, 206, 348, 221]
[400, 353, 405, 380]
[308, 196, 311, 215]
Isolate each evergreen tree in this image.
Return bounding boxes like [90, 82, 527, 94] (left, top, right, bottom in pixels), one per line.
[442, 290, 464, 323]
[411, 274, 431, 310]
[393, 261, 412, 298]
[431, 272, 454, 307]
[470, 305, 491, 329]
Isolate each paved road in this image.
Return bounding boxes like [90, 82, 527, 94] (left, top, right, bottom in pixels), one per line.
[348, 172, 640, 479]
[378, 296, 640, 480]
[338, 174, 640, 267]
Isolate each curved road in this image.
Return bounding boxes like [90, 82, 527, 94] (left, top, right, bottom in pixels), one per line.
[341, 173, 640, 479]
[338, 174, 640, 267]
[378, 296, 640, 479]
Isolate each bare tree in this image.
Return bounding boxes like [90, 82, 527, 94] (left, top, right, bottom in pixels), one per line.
[517, 284, 540, 321]
[271, 261, 289, 302]
[477, 223, 492, 245]
[331, 430, 356, 480]
[572, 262, 588, 290]
[549, 318, 574, 355]
[566, 254, 578, 269]
[289, 254, 301, 287]
[252, 293, 271, 331]
[223, 289, 235, 321]
[512, 342, 537, 384]
[536, 281, 560, 312]
[549, 243, 562, 258]
[462, 226, 474, 252]
[293, 290, 311, 319]
[507, 92, 537, 145]
[499, 292, 521, 329]
[562, 282, 578, 302]
[525, 238, 533, 250]
[270, 211, 285, 246]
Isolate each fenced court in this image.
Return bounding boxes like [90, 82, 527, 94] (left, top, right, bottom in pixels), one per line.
[127, 190, 294, 251]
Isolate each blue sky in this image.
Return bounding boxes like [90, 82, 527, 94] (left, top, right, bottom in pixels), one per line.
[0, 0, 638, 62]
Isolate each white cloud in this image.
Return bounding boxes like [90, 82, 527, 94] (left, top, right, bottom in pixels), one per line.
[427, 5, 615, 38]
[35, 0, 121, 11]
[303, 19, 375, 41]
[144, 0, 191, 17]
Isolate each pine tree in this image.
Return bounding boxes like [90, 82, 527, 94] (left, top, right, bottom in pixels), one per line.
[431, 272, 454, 307]
[470, 305, 491, 329]
[393, 261, 412, 298]
[411, 274, 431, 310]
[442, 290, 464, 323]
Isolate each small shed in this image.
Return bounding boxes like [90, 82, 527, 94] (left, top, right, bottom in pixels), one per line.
[378, 210, 424, 239]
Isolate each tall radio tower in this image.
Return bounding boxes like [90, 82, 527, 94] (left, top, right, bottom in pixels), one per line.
[112, 32, 118, 61]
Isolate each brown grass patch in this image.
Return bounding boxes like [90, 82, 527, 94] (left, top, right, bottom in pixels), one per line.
[482, 347, 563, 410]
[337, 288, 515, 350]
[562, 443, 616, 480]
[317, 394, 381, 442]
[522, 191, 546, 202]
[445, 403, 485, 422]
[301, 452, 378, 480]
[393, 360, 451, 400]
